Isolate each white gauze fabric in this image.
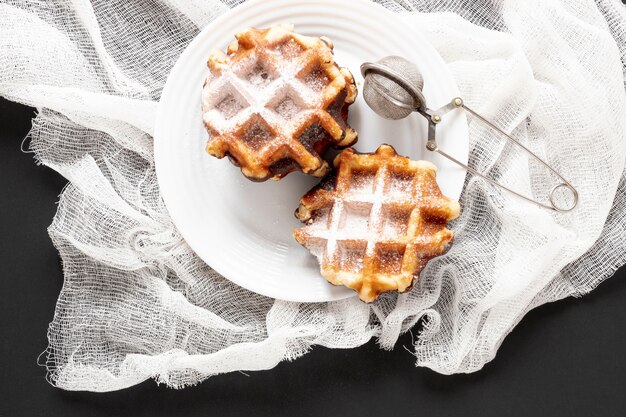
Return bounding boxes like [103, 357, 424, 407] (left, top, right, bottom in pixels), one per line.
[1, 0, 625, 391]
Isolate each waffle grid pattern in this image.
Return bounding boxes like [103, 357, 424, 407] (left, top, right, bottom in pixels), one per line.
[202, 24, 357, 180]
[295, 145, 460, 302]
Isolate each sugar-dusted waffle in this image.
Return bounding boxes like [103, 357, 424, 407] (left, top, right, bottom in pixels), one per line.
[294, 145, 460, 302]
[202, 24, 357, 181]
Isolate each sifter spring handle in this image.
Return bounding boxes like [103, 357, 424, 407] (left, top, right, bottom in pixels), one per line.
[421, 98, 579, 213]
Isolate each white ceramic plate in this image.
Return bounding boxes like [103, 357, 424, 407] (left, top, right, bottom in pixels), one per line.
[155, 0, 468, 302]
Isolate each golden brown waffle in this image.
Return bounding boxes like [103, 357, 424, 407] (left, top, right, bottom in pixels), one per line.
[294, 145, 460, 302]
[202, 23, 358, 181]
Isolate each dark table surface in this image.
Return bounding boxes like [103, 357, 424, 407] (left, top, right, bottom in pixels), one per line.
[1, 96, 626, 417]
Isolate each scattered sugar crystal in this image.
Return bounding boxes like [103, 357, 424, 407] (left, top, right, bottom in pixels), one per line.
[388, 171, 414, 196]
[337, 242, 366, 272]
[349, 170, 376, 196]
[243, 119, 273, 149]
[306, 238, 327, 261]
[377, 246, 404, 274]
[381, 207, 410, 237]
[276, 38, 304, 59]
[215, 94, 243, 120]
[303, 66, 329, 91]
[339, 203, 371, 236]
[247, 64, 274, 87]
[274, 96, 302, 120]
[309, 207, 331, 231]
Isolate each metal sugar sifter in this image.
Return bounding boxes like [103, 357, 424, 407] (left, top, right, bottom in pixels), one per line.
[360, 56, 579, 212]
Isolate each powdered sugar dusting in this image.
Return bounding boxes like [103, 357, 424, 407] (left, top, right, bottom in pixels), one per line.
[377, 245, 405, 274]
[243, 119, 273, 149]
[246, 63, 274, 88]
[216, 94, 244, 120]
[339, 203, 372, 238]
[308, 207, 331, 231]
[274, 96, 302, 120]
[381, 207, 411, 237]
[388, 171, 414, 196]
[275, 38, 304, 60]
[349, 170, 376, 196]
[337, 241, 366, 273]
[302, 66, 329, 92]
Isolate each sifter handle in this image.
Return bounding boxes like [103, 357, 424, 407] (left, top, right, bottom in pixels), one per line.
[421, 98, 579, 213]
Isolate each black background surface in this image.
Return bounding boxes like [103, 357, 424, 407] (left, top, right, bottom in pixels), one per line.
[1, 96, 626, 417]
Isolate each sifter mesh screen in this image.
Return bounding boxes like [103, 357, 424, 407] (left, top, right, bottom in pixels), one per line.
[363, 56, 424, 120]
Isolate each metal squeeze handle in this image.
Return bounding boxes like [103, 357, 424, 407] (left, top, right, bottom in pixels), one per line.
[420, 98, 578, 212]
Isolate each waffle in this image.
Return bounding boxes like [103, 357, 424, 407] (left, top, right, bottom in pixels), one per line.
[202, 23, 358, 181]
[294, 145, 460, 302]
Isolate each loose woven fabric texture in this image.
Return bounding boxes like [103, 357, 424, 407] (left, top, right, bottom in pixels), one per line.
[1, 0, 625, 391]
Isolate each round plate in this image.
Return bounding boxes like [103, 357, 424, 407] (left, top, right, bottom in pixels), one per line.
[155, 0, 468, 302]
